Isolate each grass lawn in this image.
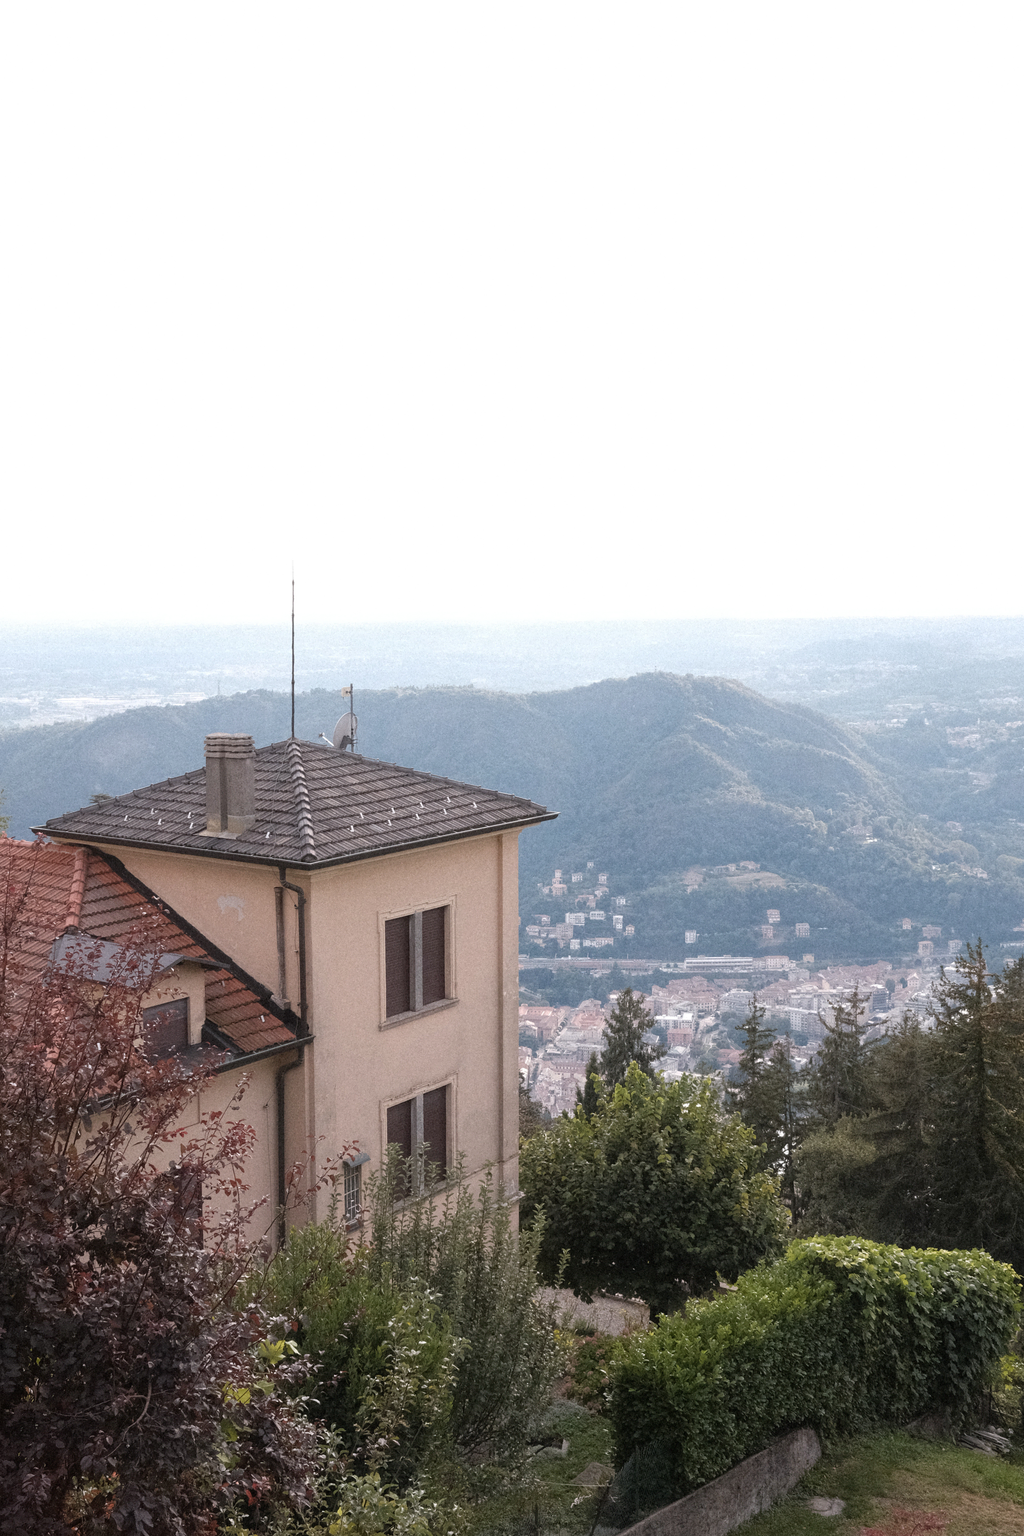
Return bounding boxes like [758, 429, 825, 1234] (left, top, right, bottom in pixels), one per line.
[735, 1431, 1024, 1535]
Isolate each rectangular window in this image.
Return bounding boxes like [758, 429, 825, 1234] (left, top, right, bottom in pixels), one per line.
[342, 1152, 369, 1226]
[421, 1086, 448, 1179]
[343, 1162, 361, 1224]
[386, 1085, 450, 1196]
[386, 1097, 413, 1161]
[143, 997, 189, 1059]
[384, 906, 448, 1019]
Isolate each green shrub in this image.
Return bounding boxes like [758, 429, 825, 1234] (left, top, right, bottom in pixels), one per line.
[992, 1347, 1024, 1437]
[610, 1236, 1020, 1497]
[566, 1334, 623, 1411]
[363, 1157, 564, 1461]
[255, 1155, 562, 1487]
[324, 1473, 452, 1536]
[254, 1224, 458, 1489]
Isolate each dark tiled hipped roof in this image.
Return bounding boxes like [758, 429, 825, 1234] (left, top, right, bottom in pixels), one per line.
[0, 839, 296, 1058]
[39, 739, 554, 867]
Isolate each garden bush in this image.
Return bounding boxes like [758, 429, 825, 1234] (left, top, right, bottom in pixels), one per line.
[565, 1334, 623, 1412]
[610, 1236, 1020, 1497]
[362, 1156, 563, 1460]
[252, 1223, 458, 1490]
[255, 1154, 563, 1491]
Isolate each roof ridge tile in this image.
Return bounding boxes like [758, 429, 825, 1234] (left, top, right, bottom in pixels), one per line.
[286, 740, 318, 862]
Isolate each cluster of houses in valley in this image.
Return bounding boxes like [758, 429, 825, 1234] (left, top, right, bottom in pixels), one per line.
[523, 863, 634, 952]
[519, 958, 950, 1118]
[523, 862, 975, 961]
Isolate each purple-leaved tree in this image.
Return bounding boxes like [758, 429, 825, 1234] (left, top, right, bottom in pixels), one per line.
[0, 840, 322, 1536]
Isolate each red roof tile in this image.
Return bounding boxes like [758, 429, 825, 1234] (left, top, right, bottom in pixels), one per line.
[0, 838, 296, 1059]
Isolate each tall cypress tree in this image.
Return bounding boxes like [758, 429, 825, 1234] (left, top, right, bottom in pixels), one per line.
[598, 988, 664, 1090]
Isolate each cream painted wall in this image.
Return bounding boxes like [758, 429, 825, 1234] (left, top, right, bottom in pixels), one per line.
[91, 844, 285, 995]
[121, 1055, 285, 1248]
[65, 827, 524, 1230]
[307, 829, 522, 1195]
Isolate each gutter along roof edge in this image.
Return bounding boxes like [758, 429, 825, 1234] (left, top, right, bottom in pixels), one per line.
[209, 1034, 314, 1074]
[35, 810, 559, 871]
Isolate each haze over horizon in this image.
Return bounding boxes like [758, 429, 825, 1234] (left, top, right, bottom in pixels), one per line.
[4, 614, 1024, 732]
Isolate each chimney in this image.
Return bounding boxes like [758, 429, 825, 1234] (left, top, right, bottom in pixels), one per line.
[204, 734, 256, 837]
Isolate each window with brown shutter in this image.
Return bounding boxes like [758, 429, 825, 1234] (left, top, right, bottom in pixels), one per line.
[386, 1098, 413, 1162]
[386, 1097, 414, 1198]
[421, 906, 446, 1006]
[385, 916, 412, 1018]
[421, 1085, 448, 1178]
[385, 1084, 450, 1196]
[384, 906, 449, 1020]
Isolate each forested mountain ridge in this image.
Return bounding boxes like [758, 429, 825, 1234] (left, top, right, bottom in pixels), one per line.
[3, 671, 1023, 963]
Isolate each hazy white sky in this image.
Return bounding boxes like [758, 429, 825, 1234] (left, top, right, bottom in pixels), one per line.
[2, 4, 1021, 626]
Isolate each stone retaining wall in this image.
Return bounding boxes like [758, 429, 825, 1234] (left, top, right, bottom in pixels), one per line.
[613, 1427, 821, 1536]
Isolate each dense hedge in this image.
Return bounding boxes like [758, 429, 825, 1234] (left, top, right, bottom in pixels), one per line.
[610, 1236, 1020, 1496]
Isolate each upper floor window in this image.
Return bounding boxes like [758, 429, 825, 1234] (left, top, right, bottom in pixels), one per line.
[142, 997, 189, 1059]
[384, 906, 448, 1020]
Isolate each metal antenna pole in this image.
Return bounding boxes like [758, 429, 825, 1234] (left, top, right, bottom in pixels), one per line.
[290, 575, 296, 739]
[350, 682, 355, 751]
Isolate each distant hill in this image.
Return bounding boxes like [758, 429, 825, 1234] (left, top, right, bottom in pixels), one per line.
[3, 672, 1023, 964]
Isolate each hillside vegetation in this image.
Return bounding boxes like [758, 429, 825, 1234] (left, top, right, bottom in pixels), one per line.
[4, 672, 1024, 962]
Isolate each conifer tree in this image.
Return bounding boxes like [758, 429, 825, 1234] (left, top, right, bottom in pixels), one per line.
[519, 1080, 549, 1139]
[574, 1051, 604, 1119]
[928, 941, 1024, 1268]
[806, 986, 875, 1130]
[766, 1033, 804, 1214]
[862, 1011, 937, 1243]
[598, 987, 665, 1090]
[727, 998, 783, 1169]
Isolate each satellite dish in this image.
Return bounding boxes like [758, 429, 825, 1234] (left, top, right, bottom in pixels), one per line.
[333, 712, 358, 750]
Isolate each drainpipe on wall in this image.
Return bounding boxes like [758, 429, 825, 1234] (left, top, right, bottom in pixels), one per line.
[277, 866, 308, 1035]
[276, 1054, 302, 1250]
[275, 866, 309, 1249]
[274, 885, 291, 1011]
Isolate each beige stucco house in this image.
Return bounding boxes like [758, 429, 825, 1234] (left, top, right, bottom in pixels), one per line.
[34, 731, 554, 1240]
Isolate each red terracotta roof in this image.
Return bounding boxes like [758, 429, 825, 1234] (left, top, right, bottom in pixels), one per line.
[0, 838, 296, 1058]
[38, 739, 555, 867]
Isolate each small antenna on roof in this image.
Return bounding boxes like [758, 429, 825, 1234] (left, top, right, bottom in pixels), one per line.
[290, 572, 296, 740]
[332, 684, 357, 752]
